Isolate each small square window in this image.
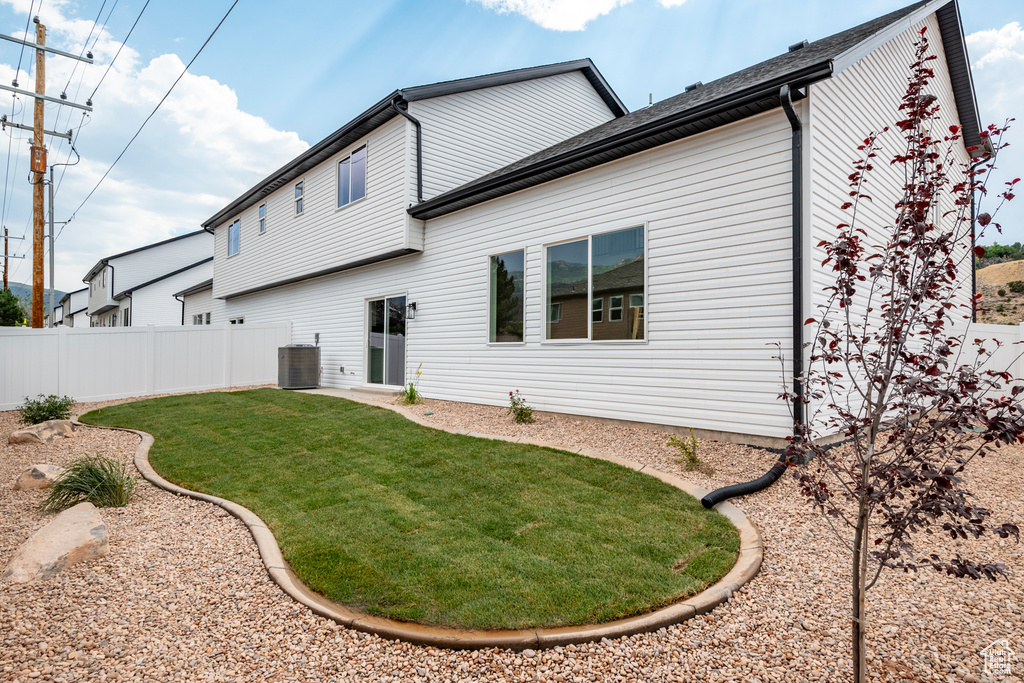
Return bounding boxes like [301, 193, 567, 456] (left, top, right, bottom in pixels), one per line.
[629, 294, 644, 308]
[591, 297, 603, 323]
[548, 302, 562, 324]
[295, 182, 304, 214]
[259, 204, 266, 233]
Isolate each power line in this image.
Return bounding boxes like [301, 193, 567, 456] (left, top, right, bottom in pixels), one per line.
[12, 0, 36, 87]
[88, 0, 152, 103]
[63, 0, 242, 234]
[60, 0, 105, 95]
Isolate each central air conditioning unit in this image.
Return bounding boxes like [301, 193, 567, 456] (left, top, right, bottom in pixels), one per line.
[278, 344, 320, 390]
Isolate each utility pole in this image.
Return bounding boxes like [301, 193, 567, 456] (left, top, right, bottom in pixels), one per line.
[30, 18, 44, 327]
[0, 18, 93, 326]
[2, 229, 25, 290]
[47, 166, 54, 327]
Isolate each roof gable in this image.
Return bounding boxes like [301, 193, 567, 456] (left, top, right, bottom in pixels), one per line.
[83, 229, 210, 282]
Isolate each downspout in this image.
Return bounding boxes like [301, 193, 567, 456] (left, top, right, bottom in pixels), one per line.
[701, 84, 803, 509]
[175, 294, 185, 325]
[391, 95, 423, 204]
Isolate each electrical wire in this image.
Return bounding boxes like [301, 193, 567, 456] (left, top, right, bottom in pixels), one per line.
[88, 0, 152, 103]
[12, 0, 36, 87]
[60, 0, 106, 95]
[62, 0, 242, 235]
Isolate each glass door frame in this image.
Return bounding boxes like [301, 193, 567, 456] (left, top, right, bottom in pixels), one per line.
[364, 292, 408, 388]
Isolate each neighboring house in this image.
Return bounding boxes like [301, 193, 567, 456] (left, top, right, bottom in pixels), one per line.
[83, 230, 213, 327]
[174, 279, 223, 325]
[203, 0, 979, 444]
[56, 288, 89, 327]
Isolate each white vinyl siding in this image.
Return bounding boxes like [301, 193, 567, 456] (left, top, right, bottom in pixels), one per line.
[184, 287, 215, 325]
[219, 109, 796, 439]
[129, 260, 214, 327]
[408, 70, 617, 202]
[213, 117, 409, 299]
[806, 12, 973, 425]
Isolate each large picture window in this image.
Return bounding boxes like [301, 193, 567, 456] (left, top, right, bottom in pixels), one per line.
[338, 146, 367, 208]
[227, 219, 240, 256]
[545, 226, 644, 341]
[489, 250, 524, 343]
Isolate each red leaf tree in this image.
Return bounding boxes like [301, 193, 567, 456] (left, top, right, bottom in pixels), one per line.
[781, 28, 1020, 683]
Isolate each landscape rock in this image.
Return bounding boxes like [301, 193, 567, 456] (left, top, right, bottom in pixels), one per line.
[2, 502, 108, 584]
[12, 464, 64, 490]
[8, 419, 74, 445]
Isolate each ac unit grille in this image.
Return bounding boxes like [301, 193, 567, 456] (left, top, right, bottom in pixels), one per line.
[278, 345, 320, 390]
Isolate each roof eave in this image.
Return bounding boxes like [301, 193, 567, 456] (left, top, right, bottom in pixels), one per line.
[410, 62, 832, 221]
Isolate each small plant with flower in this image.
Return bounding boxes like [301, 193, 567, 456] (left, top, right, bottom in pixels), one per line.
[508, 390, 535, 424]
[399, 363, 424, 405]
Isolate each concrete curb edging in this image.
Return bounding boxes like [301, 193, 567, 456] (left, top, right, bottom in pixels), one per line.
[75, 399, 763, 651]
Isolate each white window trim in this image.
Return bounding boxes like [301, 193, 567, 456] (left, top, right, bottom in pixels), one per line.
[541, 223, 648, 345]
[294, 180, 305, 215]
[592, 296, 604, 323]
[335, 143, 368, 213]
[485, 248, 527, 346]
[227, 218, 241, 257]
[363, 291, 409, 389]
[609, 295, 624, 322]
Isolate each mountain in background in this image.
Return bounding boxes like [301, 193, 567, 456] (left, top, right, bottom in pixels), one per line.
[5, 282, 67, 314]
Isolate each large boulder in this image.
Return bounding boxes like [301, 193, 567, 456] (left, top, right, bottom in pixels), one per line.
[13, 464, 64, 490]
[2, 502, 109, 584]
[8, 420, 74, 445]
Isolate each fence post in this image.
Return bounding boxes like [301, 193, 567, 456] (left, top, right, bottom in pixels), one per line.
[146, 326, 156, 395]
[223, 322, 232, 389]
[57, 325, 68, 397]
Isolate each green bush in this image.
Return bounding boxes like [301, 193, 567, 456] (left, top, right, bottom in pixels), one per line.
[668, 429, 715, 476]
[1009, 280, 1024, 294]
[997, 304, 1006, 313]
[399, 363, 423, 405]
[41, 455, 136, 513]
[18, 394, 76, 425]
[508, 390, 535, 424]
[998, 288, 1007, 297]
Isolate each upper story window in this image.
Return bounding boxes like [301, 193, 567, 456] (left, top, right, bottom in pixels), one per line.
[545, 225, 645, 342]
[489, 250, 525, 343]
[338, 146, 367, 208]
[228, 219, 240, 256]
[259, 204, 267, 233]
[295, 182, 304, 214]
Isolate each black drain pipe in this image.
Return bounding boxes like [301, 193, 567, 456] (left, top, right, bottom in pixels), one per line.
[701, 84, 802, 509]
[391, 94, 423, 204]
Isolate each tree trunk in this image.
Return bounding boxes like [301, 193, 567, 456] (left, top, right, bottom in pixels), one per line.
[851, 458, 872, 683]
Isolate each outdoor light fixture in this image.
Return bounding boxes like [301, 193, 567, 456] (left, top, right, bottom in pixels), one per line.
[406, 302, 417, 320]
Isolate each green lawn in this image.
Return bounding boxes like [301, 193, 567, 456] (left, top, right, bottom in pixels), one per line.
[81, 389, 739, 630]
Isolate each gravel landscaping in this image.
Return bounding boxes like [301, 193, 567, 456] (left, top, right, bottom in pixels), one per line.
[2, 390, 1022, 682]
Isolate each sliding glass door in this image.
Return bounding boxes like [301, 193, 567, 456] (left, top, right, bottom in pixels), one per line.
[367, 295, 406, 386]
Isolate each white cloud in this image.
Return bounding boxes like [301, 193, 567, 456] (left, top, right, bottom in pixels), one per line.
[0, 0, 309, 291]
[657, 0, 688, 7]
[472, 0, 633, 31]
[966, 23, 1024, 243]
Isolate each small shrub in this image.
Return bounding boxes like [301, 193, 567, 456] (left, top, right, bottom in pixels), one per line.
[998, 288, 1007, 297]
[18, 394, 75, 425]
[1009, 280, 1024, 294]
[41, 455, 136, 513]
[668, 429, 715, 476]
[399, 363, 424, 405]
[997, 304, 1005, 313]
[508, 390, 535, 424]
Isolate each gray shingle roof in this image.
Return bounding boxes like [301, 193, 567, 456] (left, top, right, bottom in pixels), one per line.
[411, 0, 979, 220]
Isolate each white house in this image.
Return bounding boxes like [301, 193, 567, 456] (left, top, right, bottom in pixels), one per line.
[55, 288, 89, 327]
[83, 230, 214, 327]
[202, 0, 980, 444]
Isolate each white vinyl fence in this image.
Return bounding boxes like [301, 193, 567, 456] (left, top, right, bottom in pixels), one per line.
[971, 323, 1024, 391]
[0, 322, 292, 410]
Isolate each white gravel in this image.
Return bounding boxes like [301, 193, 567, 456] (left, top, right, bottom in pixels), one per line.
[2, 391, 1021, 682]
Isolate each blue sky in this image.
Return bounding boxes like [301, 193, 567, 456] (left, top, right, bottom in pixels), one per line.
[0, 0, 1020, 291]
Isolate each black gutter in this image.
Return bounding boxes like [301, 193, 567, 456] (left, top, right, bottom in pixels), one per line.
[174, 293, 185, 325]
[392, 95, 423, 204]
[701, 83, 805, 510]
[409, 63, 832, 221]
